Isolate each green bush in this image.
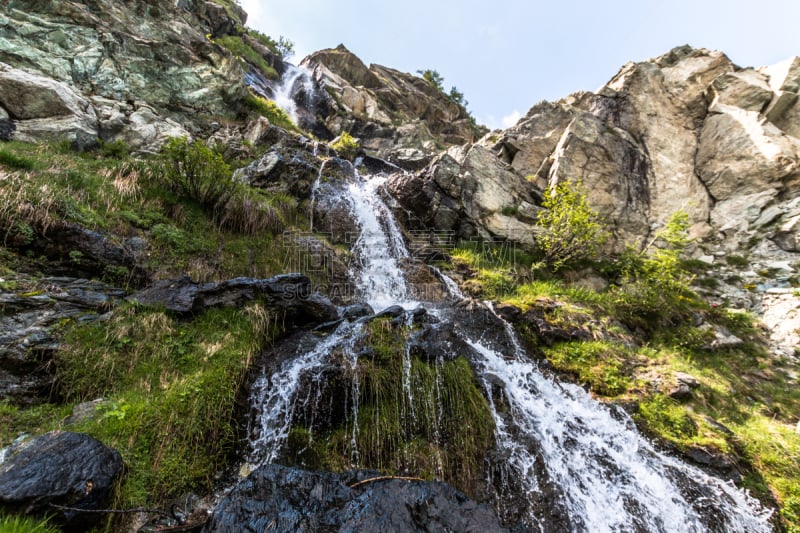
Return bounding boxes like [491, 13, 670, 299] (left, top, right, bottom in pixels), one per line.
[152, 138, 235, 211]
[536, 180, 608, 271]
[329, 132, 361, 160]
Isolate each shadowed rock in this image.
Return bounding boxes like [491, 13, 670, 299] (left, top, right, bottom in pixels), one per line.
[203, 464, 508, 533]
[0, 431, 122, 530]
[128, 274, 338, 325]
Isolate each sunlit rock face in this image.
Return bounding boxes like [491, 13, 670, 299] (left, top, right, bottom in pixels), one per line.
[0, 0, 248, 151]
[301, 44, 486, 162]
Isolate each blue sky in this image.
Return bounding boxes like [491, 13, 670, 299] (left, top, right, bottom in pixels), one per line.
[240, 0, 800, 129]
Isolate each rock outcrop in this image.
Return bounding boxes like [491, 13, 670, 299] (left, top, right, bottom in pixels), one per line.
[0, 431, 123, 529]
[390, 45, 800, 254]
[127, 274, 339, 324]
[203, 464, 508, 533]
[300, 44, 486, 163]
[0, 0, 250, 151]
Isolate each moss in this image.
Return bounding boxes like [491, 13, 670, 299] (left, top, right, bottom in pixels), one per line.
[244, 94, 301, 133]
[52, 304, 278, 508]
[282, 318, 495, 497]
[542, 341, 633, 397]
[214, 35, 278, 80]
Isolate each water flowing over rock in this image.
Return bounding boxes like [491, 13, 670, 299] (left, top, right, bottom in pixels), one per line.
[0, 431, 123, 529]
[239, 165, 773, 532]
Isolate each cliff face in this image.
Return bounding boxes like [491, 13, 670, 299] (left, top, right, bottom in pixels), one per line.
[0, 0, 249, 150]
[391, 46, 800, 255]
[301, 44, 486, 164]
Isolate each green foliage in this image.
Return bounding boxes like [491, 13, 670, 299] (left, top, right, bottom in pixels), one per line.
[284, 319, 495, 496]
[417, 69, 444, 91]
[536, 180, 609, 271]
[0, 514, 59, 533]
[246, 29, 295, 59]
[152, 138, 234, 211]
[417, 69, 470, 109]
[244, 94, 300, 132]
[54, 304, 277, 507]
[329, 132, 361, 160]
[0, 149, 35, 171]
[214, 35, 278, 79]
[97, 139, 130, 159]
[609, 211, 700, 333]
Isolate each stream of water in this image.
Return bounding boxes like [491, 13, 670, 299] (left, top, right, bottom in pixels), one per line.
[247, 157, 772, 531]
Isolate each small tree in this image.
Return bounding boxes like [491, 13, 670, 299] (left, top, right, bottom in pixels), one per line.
[417, 69, 445, 92]
[536, 180, 608, 271]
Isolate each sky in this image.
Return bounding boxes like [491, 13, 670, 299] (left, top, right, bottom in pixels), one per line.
[239, 0, 800, 129]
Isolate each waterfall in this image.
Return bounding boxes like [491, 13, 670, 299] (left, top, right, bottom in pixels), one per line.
[247, 165, 772, 532]
[272, 64, 314, 125]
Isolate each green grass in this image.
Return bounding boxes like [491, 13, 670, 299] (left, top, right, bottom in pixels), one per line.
[214, 36, 278, 80]
[0, 514, 60, 533]
[0, 148, 36, 171]
[53, 303, 277, 509]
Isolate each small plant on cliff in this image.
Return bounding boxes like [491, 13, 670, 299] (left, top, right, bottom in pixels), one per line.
[536, 179, 608, 271]
[329, 132, 361, 160]
[245, 94, 300, 133]
[417, 69, 469, 108]
[214, 35, 278, 79]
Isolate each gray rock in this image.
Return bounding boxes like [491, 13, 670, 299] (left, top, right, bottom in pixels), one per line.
[127, 274, 338, 325]
[203, 464, 507, 533]
[0, 431, 122, 529]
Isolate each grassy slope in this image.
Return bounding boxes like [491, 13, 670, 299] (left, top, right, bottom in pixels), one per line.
[0, 139, 314, 527]
[446, 244, 800, 531]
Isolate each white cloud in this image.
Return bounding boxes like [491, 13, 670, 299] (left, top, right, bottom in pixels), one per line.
[501, 110, 522, 128]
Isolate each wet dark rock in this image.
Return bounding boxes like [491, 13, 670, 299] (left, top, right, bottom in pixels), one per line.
[342, 302, 374, 320]
[0, 119, 15, 141]
[1, 277, 125, 405]
[311, 159, 360, 245]
[371, 304, 406, 319]
[203, 464, 507, 533]
[408, 322, 474, 362]
[0, 431, 123, 530]
[685, 446, 742, 483]
[128, 274, 338, 325]
[235, 138, 322, 200]
[18, 224, 147, 285]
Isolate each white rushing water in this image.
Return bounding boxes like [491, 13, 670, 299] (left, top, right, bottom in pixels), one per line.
[248, 166, 772, 531]
[271, 64, 314, 125]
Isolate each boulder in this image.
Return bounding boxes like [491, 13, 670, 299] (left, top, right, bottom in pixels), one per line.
[0, 431, 123, 528]
[547, 113, 651, 247]
[697, 105, 799, 201]
[202, 464, 507, 533]
[0, 63, 95, 121]
[127, 274, 339, 325]
[707, 70, 773, 113]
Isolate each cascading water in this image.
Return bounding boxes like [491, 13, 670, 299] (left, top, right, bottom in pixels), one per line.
[247, 163, 772, 532]
[271, 64, 314, 125]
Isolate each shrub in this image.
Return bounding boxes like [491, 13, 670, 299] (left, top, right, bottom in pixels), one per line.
[153, 138, 235, 211]
[329, 132, 361, 160]
[536, 180, 609, 271]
